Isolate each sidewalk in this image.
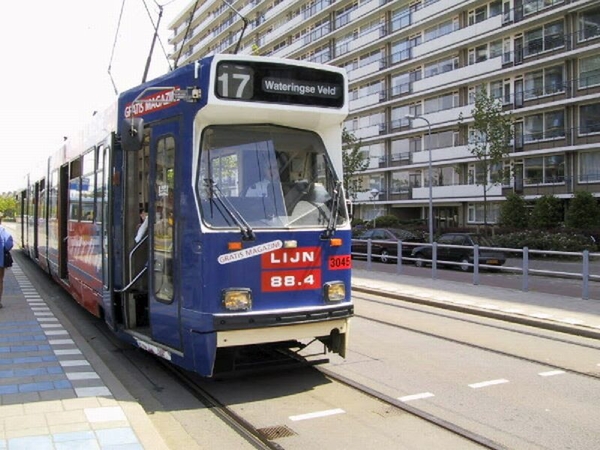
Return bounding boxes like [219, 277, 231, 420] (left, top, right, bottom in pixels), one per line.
[352, 268, 600, 339]
[0, 262, 169, 449]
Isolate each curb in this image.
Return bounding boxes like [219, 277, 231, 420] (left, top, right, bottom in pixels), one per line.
[352, 285, 600, 341]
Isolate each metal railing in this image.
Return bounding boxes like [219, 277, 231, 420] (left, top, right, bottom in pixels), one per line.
[353, 239, 600, 299]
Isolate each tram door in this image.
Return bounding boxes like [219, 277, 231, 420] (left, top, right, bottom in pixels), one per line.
[148, 120, 181, 350]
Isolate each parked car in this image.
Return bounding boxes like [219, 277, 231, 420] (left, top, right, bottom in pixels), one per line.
[351, 228, 425, 264]
[411, 233, 506, 271]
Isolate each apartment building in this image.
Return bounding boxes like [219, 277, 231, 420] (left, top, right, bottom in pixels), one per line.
[168, 0, 600, 229]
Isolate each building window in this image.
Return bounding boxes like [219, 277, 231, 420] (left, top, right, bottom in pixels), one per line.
[468, 5, 487, 25]
[468, 162, 486, 185]
[335, 1, 358, 28]
[391, 72, 411, 96]
[391, 6, 411, 32]
[468, 84, 486, 104]
[359, 49, 382, 68]
[391, 39, 412, 64]
[524, 65, 564, 99]
[524, 110, 565, 141]
[468, 203, 500, 224]
[524, 20, 564, 57]
[467, 1, 502, 24]
[580, 102, 600, 134]
[490, 39, 503, 58]
[579, 55, 600, 88]
[579, 150, 600, 183]
[467, 40, 502, 65]
[391, 171, 410, 193]
[424, 92, 459, 114]
[273, 40, 286, 52]
[424, 17, 459, 42]
[433, 166, 459, 187]
[424, 55, 459, 78]
[358, 80, 384, 99]
[524, 155, 564, 184]
[523, 0, 564, 16]
[392, 103, 421, 132]
[578, 6, 600, 41]
[490, 0, 502, 17]
[490, 80, 510, 104]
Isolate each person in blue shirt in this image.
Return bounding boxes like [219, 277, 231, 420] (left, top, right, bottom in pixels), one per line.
[0, 220, 13, 308]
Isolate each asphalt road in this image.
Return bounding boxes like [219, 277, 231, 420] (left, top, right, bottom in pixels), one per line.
[315, 290, 600, 450]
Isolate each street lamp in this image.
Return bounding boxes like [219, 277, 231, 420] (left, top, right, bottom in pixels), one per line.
[405, 114, 433, 243]
[369, 188, 379, 228]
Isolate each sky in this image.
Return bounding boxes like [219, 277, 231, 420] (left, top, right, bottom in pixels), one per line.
[0, 0, 189, 193]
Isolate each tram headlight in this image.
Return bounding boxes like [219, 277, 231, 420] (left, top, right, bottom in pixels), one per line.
[222, 288, 253, 311]
[323, 281, 346, 303]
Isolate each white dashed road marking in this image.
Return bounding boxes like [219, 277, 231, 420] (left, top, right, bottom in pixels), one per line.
[538, 370, 565, 377]
[399, 392, 435, 402]
[469, 379, 509, 389]
[289, 408, 345, 422]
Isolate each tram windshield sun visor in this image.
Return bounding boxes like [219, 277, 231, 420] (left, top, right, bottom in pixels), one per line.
[197, 125, 348, 230]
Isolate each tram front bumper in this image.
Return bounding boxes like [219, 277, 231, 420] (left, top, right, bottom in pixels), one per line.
[213, 305, 352, 355]
[216, 317, 349, 348]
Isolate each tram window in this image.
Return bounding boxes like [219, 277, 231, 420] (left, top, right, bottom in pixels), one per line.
[198, 124, 348, 228]
[153, 136, 175, 302]
[82, 149, 95, 175]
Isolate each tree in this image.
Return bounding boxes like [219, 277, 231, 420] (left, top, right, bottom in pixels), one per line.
[499, 192, 528, 229]
[565, 191, 600, 229]
[0, 194, 18, 220]
[459, 89, 513, 230]
[342, 128, 369, 200]
[530, 194, 563, 229]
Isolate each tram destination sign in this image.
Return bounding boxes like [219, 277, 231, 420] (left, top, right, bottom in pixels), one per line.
[216, 61, 345, 107]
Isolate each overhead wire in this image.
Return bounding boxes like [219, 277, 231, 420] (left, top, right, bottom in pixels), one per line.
[107, 0, 127, 95]
[174, 0, 200, 70]
[142, 0, 173, 73]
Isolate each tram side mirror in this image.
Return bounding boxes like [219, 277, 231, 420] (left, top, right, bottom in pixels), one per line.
[121, 117, 144, 152]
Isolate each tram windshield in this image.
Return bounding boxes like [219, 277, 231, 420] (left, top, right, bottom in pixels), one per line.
[198, 124, 348, 230]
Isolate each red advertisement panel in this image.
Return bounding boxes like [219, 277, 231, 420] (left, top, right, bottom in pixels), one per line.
[328, 255, 351, 270]
[261, 269, 322, 292]
[261, 246, 321, 269]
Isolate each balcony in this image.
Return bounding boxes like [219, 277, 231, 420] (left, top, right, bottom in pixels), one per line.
[347, 0, 379, 24]
[264, 14, 304, 49]
[348, 60, 381, 81]
[348, 28, 383, 53]
[412, 145, 472, 164]
[264, 0, 296, 22]
[354, 190, 381, 202]
[413, 15, 502, 59]
[414, 105, 472, 127]
[272, 36, 304, 57]
[353, 124, 381, 140]
[349, 92, 380, 110]
[413, 57, 503, 93]
[412, 0, 452, 24]
[413, 183, 502, 199]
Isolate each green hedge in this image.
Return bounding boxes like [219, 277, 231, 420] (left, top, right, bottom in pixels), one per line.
[493, 230, 597, 253]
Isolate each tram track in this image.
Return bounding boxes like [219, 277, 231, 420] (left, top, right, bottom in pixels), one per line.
[158, 361, 283, 450]
[315, 365, 505, 450]
[158, 348, 501, 450]
[353, 292, 600, 380]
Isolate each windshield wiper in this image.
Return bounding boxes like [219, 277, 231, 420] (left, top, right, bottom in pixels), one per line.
[204, 178, 256, 241]
[321, 180, 342, 240]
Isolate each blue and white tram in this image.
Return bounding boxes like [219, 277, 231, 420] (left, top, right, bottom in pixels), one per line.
[19, 54, 352, 376]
